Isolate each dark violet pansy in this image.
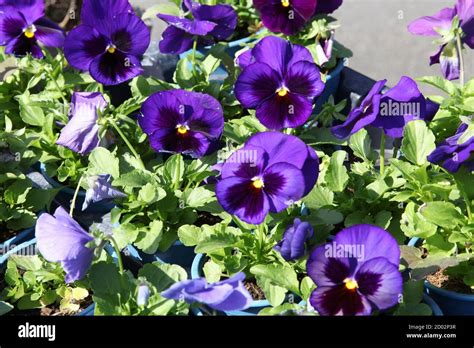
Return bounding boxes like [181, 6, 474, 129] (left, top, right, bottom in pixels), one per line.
[158, 0, 237, 54]
[36, 207, 94, 283]
[315, 0, 343, 14]
[161, 272, 253, 311]
[235, 36, 325, 130]
[216, 132, 319, 224]
[64, 0, 150, 85]
[82, 174, 126, 211]
[274, 218, 314, 261]
[428, 123, 474, 173]
[139, 89, 224, 158]
[331, 76, 439, 139]
[56, 92, 107, 155]
[307, 224, 403, 316]
[0, 0, 65, 58]
[253, 0, 317, 35]
[408, 0, 474, 80]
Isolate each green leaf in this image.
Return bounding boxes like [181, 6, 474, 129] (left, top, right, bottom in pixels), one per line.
[402, 280, 424, 305]
[419, 201, 465, 228]
[417, 76, 459, 95]
[195, 233, 239, 254]
[134, 220, 164, 254]
[300, 276, 316, 301]
[258, 278, 286, 307]
[0, 301, 13, 316]
[400, 202, 438, 239]
[113, 223, 140, 250]
[138, 183, 164, 204]
[302, 186, 334, 209]
[401, 120, 436, 165]
[4, 179, 31, 205]
[9, 255, 42, 271]
[182, 187, 215, 208]
[177, 224, 204, 247]
[163, 154, 184, 187]
[113, 169, 154, 188]
[139, 262, 187, 292]
[250, 264, 300, 295]
[88, 147, 120, 178]
[374, 211, 392, 229]
[325, 150, 349, 192]
[203, 260, 222, 283]
[141, 3, 180, 20]
[18, 93, 45, 126]
[349, 128, 375, 161]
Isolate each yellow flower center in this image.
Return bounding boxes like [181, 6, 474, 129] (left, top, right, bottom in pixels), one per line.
[107, 45, 116, 54]
[277, 86, 289, 97]
[176, 125, 188, 135]
[24, 26, 36, 39]
[252, 178, 265, 189]
[344, 278, 359, 291]
[281, 0, 290, 7]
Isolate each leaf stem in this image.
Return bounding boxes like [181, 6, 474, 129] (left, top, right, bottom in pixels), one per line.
[109, 237, 124, 274]
[456, 33, 465, 87]
[109, 119, 145, 170]
[380, 131, 386, 176]
[70, 175, 84, 217]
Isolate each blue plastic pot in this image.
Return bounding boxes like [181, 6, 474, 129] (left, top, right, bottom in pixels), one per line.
[39, 163, 115, 214]
[408, 237, 474, 315]
[137, 241, 196, 272]
[0, 226, 34, 250]
[0, 238, 95, 316]
[191, 253, 272, 316]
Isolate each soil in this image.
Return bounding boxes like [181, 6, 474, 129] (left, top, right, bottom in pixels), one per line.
[0, 229, 16, 244]
[427, 269, 473, 295]
[244, 279, 265, 301]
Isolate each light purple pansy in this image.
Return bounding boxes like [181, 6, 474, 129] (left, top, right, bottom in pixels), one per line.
[274, 218, 314, 261]
[82, 174, 126, 211]
[64, 0, 150, 85]
[235, 36, 325, 130]
[216, 132, 319, 224]
[139, 89, 224, 158]
[253, 0, 317, 36]
[0, 0, 65, 58]
[331, 76, 439, 139]
[56, 92, 107, 155]
[428, 123, 474, 173]
[307, 224, 403, 316]
[408, 0, 474, 80]
[158, 0, 237, 54]
[36, 207, 94, 283]
[161, 272, 253, 312]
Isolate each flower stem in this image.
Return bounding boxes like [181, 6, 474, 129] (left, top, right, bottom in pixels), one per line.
[46, 69, 68, 105]
[70, 175, 84, 217]
[379, 131, 386, 176]
[455, 177, 472, 222]
[191, 38, 198, 78]
[109, 119, 145, 170]
[456, 33, 465, 87]
[109, 237, 124, 274]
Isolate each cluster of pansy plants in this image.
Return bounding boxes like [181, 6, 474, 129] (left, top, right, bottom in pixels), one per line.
[0, 0, 473, 317]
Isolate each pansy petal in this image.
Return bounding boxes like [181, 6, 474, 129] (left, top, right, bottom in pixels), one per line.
[139, 91, 183, 134]
[356, 257, 403, 311]
[189, 1, 237, 40]
[408, 7, 456, 36]
[457, 0, 474, 48]
[263, 162, 305, 212]
[64, 25, 108, 71]
[285, 60, 325, 97]
[216, 176, 271, 224]
[209, 281, 253, 311]
[110, 12, 150, 56]
[81, 0, 133, 35]
[334, 224, 400, 266]
[256, 92, 313, 130]
[5, 35, 42, 58]
[34, 23, 65, 47]
[309, 285, 373, 316]
[0, 11, 26, 45]
[148, 128, 211, 158]
[315, 0, 343, 14]
[89, 51, 143, 86]
[158, 14, 217, 36]
[235, 62, 281, 109]
[159, 25, 194, 55]
[62, 251, 94, 283]
[307, 244, 353, 287]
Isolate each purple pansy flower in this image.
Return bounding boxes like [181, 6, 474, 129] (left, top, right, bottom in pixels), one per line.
[253, 0, 317, 35]
[408, 0, 474, 80]
[82, 174, 126, 211]
[158, 0, 237, 54]
[331, 76, 439, 139]
[235, 36, 325, 130]
[307, 224, 403, 316]
[428, 123, 474, 173]
[274, 218, 314, 261]
[315, 0, 343, 14]
[0, 0, 64, 58]
[36, 207, 94, 283]
[139, 89, 224, 158]
[64, 0, 150, 85]
[216, 132, 319, 224]
[56, 92, 107, 155]
[161, 272, 253, 311]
